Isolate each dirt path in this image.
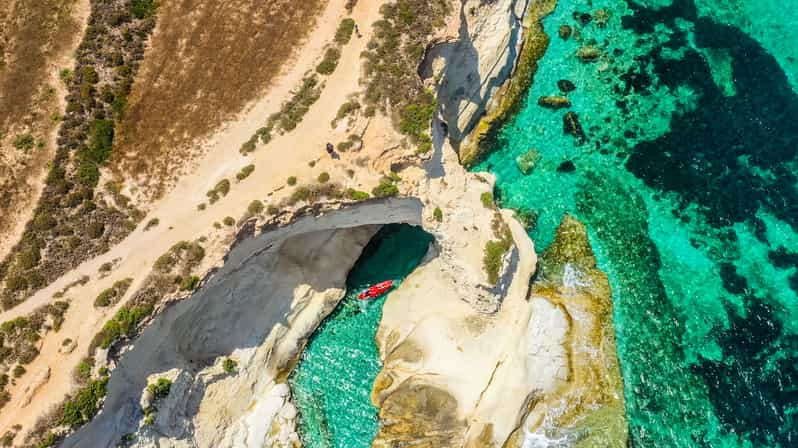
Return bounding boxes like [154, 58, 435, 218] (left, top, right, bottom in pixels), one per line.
[0, 0, 389, 439]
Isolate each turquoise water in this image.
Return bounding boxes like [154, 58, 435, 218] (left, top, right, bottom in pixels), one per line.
[476, 0, 798, 446]
[289, 224, 433, 447]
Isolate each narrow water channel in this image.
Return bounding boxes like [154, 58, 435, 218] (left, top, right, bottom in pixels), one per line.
[288, 224, 433, 448]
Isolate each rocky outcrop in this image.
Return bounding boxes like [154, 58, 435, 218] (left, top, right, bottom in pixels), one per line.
[62, 199, 425, 447]
[457, 0, 558, 166]
[370, 214, 627, 447]
[503, 215, 627, 447]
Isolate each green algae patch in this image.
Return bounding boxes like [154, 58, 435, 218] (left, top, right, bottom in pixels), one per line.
[459, 0, 558, 167]
[508, 215, 627, 448]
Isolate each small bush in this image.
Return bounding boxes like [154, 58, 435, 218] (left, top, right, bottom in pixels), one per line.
[132, 0, 158, 19]
[331, 99, 361, 127]
[59, 378, 108, 427]
[98, 262, 113, 273]
[12, 134, 35, 151]
[248, 200, 264, 215]
[12, 365, 26, 378]
[480, 192, 494, 208]
[372, 177, 399, 198]
[144, 218, 159, 231]
[94, 288, 115, 307]
[267, 205, 279, 215]
[197, 203, 207, 211]
[180, 275, 200, 291]
[287, 176, 297, 186]
[87, 222, 105, 239]
[433, 207, 443, 222]
[148, 378, 172, 400]
[223, 358, 237, 373]
[317, 172, 330, 183]
[75, 357, 93, 382]
[316, 47, 341, 75]
[345, 189, 370, 201]
[222, 216, 235, 226]
[335, 18, 356, 45]
[96, 304, 153, 349]
[215, 179, 231, 196]
[236, 164, 255, 181]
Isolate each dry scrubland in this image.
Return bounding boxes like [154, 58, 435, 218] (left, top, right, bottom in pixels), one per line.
[0, 0, 81, 249]
[110, 0, 325, 198]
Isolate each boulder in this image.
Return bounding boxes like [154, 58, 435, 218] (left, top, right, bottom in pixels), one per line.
[557, 79, 576, 93]
[515, 149, 542, 175]
[558, 24, 572, 40]
[576, 45, 602, 62]
[537, 96, 571, 109]
[563, 112, 586, 143]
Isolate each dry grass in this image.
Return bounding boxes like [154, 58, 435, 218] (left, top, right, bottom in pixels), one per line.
[111, 0, 327, 199]
[0, 0, 81, 243]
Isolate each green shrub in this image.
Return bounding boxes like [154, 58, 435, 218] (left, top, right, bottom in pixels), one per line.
[223, 358, 237, 373]
[144, 218, 159, 231]
[214, 179, 231, 196]
[433, 207, 443, 222]
[267, 205, 279, 215]
[88, 222, 105, 239]
[316, 47, 341, 75]
[148, 378, 172, 400]
[480, 191, 494, 208]
[59, 68, 73, 84]
[331, 99, 361, 127]
[132, 0, 158, 19]
[75, 357, 93, 382]
[12, 134, 35, 151]
[236, 164, 255, 181]
[345, 189, 370, 201]
[12, 365, 25, 378]
[399, 90, 436, 142]
[483, 238, 511, 285]
[222, 216, 235, 226]
[335, 18, 356, 45]
[287, 176, 297, 186]
[317, 172, 330, 183]
[59, 378, 108, 427]
[94, 288, 115, 307]
[372, 177, 399, 198]
[180, 275, 200, 291]
[240, 136, 257, 154]
[248, 200, 264, 214]
[96, 305, 153, 349]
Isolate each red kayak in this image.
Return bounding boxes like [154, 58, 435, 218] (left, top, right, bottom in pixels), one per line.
[357, 280, 394, 300]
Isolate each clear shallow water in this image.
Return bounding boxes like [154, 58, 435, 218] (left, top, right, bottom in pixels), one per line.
[476, 0, 798, 446]
[289, 224, 433, 448]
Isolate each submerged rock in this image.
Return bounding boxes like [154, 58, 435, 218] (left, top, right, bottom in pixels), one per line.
[515, 149, 543, 175]
[563, 111, 586, 143]
[557, 160, 576, 173]
[576, 45, 602, 62]
[595, 8, 611, 28]
[537, 95, 571, 110]
[559, 24, 572, 40]
[557, 79, 576, 93]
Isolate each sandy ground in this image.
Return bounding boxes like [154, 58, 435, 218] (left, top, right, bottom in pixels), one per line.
[0, 0, 391, 438]
[0, 0, 92, 262]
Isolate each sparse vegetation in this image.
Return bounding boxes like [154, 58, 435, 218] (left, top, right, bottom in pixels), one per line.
[0, 0, 160, 309]
[331, 100, 361, 128]
[346, 189, 370, 201]
[361, 0, 449, 150]
[144, 218, 160, 231]
[433, 207, 443, 222]
[372, 176, 400, 198]
[94, 304, 155, 349]
[317, 172, 330, 183]
[223, 358, 237, 373]
[316, 48, 342, 75]
[111, 0, 325, 195]
[148, 378, 172, 400]
[287, 176, 298, 186]
[223, 216, 235, 226]
[93, 278, 133, 308]
[236, 164, 255, 181]
[335, 18, 356, 45]
[206, 179, 231, 204]
[483, 215, 514, 285]
[248, 200, 264, 215]
[283, 182, 344, 206]
[12, 134, 35, 151]
[480, 191, 494, 208]
[180, 275, 200, 291]
[267, 205, 279, 215]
